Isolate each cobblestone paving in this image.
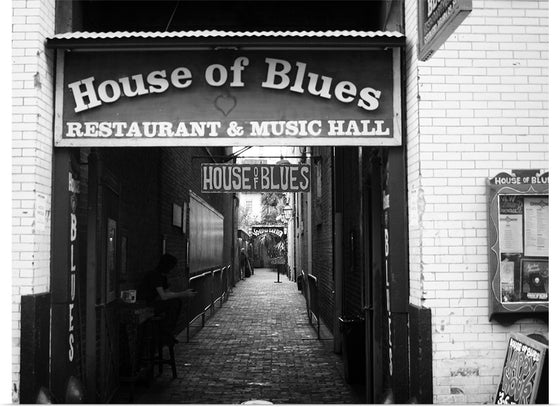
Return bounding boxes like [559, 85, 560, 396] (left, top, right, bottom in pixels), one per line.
[115, 268, 365, 404]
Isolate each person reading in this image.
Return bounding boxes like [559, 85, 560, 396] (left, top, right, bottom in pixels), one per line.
[138, 253, 196, 345]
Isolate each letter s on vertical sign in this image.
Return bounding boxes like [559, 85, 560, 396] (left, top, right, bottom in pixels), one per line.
[299, 166, 310, 191]
[69, 333, 74, 361]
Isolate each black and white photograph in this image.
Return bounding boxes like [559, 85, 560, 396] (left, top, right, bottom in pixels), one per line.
[6, 0, 555, 404]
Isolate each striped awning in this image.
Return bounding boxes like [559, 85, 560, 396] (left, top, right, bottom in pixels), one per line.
[46, 30, 405, 50]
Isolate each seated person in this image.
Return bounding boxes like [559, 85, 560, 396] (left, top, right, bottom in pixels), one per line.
[138, 253, 196, 345]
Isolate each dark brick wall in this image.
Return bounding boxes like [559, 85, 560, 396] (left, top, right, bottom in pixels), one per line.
[231, 195, 239, 284]
[299, 192, 309, 276]
[157, 147, 230, 331]
[79, 146, 231, 337]
[158, 147, 196, 285]
[158, 147, 229, 278]
[293, 192, 306, 280]
[72, 147, 161, 401]
[99, 147, 161, 286]
[305, 147, 364, 335]
[311, 147, 335, 332]
[338, 147, 364, 317]
[79, 146, 231, 288]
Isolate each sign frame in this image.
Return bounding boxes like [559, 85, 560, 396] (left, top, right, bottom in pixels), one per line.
[486, 170, 549, 320]
[53, 47, 402, 147]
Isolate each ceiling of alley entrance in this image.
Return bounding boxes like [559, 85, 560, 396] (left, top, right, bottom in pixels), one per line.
[76, 1, 395, 32]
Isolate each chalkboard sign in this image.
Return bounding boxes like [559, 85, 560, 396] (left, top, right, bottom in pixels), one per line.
[495, 333, 548, 404]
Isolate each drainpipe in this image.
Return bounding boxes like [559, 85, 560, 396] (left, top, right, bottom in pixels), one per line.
[333, 147, 342, 353]
[85, 149, 98, 402]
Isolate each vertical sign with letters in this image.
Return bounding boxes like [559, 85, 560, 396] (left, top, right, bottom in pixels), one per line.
[68, 173, 79, 363]
[50, 152, 82, 402]
[418, 0, 472, 61]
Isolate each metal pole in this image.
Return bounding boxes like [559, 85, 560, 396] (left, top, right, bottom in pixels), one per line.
[274, 265, 282, 283]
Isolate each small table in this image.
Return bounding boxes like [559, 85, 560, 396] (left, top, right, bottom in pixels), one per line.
[119, 302, 155, 401]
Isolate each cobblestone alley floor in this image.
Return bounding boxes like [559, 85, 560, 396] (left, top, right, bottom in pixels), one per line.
[113, 268, 365, 404]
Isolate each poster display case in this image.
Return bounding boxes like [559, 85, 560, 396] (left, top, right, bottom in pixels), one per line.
[487, 170, 549, 320]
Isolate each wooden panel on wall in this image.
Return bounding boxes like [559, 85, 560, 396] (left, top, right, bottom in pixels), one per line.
[189, 191, 224, 274]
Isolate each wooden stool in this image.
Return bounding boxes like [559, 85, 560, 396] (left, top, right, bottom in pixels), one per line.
[146, 315, 178, 379]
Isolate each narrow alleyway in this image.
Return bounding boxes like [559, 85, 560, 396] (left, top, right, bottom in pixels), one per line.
[114, 268, 365, 404]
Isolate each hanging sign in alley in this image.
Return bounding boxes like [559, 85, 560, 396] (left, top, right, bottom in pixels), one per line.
[252, 225, 285, 237]
[201, 163, 311, 193]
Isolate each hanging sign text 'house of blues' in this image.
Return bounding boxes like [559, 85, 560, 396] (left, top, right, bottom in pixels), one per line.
[201, 163, 311, 193]
[57, 50, 401, 147]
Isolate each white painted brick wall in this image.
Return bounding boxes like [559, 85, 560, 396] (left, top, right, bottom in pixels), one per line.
[405, 0, 548, 403]
[11, 0, 56, 401]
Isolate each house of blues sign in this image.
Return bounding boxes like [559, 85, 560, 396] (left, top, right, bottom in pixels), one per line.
[201, 163, 310, 193]
[55, 50, 401, 147]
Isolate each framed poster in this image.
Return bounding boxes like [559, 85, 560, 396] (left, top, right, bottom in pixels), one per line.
[172, 203, 182, 228]
[487, 170, 548, 320]
[498, 195, 523, 254]
[520, 259, 548, 302]
[523, 197, 549, 257]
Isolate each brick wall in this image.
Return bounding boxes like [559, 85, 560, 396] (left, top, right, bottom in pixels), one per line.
[159, 147, 228, 276]
[158, 147, 230, 331]
[299, 192, 310, 277]
[405, 0, 549, 403]
[12, 0, 56, 400]
[97, 147, 161, 284]
[338, 147, 364, 316]
[311, 147, 335, 331]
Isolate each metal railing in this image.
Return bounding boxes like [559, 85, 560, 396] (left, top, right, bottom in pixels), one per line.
[186, 265, 232, 341]
[301, 270, 321, 340]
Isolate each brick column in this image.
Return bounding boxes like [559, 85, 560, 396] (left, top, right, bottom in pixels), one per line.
[405, 0, 548, 403]
[12, 0, 56, 401]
